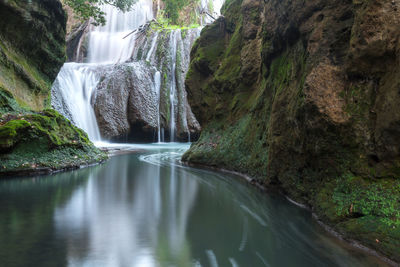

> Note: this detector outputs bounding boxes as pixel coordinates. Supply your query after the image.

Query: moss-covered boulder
[183,0,400,262]
[0,106,107,176]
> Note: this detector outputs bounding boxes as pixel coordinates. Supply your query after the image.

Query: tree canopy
[64,0,138,25]
[65,0,199,26]
[164,0,189,24]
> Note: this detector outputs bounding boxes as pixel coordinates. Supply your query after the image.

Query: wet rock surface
[93,63,159,141]
[0,0,66,111]
[183,0,400,262]
[129,28,202,142]
[71,28,203,142]
[0,0,106,176]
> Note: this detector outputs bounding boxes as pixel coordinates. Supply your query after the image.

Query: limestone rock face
[93,63,159,141]
[89,28,201,142]
[64,4,90,62]
[66,20,90,62]
[183,0,400,262]
[131,28,202,141]
[0,0,66,110]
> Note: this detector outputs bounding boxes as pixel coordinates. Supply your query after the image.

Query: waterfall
[154,71,162,142]
[169,31,178,142]
[88,3,153,64]
[51,63,101,140]
[146,33,159,62]
[52,0,222,143]
[52,0,154,142]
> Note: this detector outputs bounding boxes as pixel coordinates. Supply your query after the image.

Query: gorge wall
[0,0,105,176]
[0,0,66,110]
[183,0,400,262]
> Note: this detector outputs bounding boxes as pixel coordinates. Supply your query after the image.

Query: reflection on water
[0,144,388,266]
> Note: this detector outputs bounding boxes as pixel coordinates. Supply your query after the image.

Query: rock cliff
[183,0,400,262]
[0,0,66,110]
[0,0,106,176]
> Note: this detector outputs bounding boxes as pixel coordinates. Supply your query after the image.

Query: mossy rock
[0,87,25,114]
[0,0,66,111]
[0,109,107,176]
[184,0,400,262]
[0,119,30,152]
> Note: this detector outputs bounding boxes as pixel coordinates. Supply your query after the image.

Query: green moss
[0,0,66,111]
[183,115,270,178]
[0,42,49,111]
[332,174,400,226]
[0,1,106,176]
[337,216,400,261]
[343,85,372,120]
[0,87,25,114]
[181,29,188,39]
[136,47,143,61]
[0,119,30,151]
[312,173,400,261]
[190,22,226,74]
[214,17,243,84]
[0,109,107,176]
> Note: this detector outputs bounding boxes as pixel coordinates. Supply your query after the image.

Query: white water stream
[51,63,101,140]
[169,31,178,142]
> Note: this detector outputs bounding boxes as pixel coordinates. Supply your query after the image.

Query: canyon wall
[0,0,105,176]
[183,0,400,261]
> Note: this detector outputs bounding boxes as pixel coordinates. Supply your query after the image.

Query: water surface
[0,144,387,266]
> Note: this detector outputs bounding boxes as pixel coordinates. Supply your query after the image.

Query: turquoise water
[0,144,387,266]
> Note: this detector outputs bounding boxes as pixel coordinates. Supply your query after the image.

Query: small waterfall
[88,3,153,63]
[52,63,101,141]
[154,71,162,142]
[146,33,159,62]
[169,31,178,142]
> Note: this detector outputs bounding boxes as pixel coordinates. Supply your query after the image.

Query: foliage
[64,0,138,25]
[65,0,202,26]
[162,0,200,25]
[163,0,188,24]
[333,174,400,227]
[150,10,199,31]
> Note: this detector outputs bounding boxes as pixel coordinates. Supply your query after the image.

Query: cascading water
[52,0,224,143]
[146,32,159,62]
[169,31,178,142]
[154,71,162,142]
[88,3,153,63]
[52,0,153,142]
[51,64,101,141]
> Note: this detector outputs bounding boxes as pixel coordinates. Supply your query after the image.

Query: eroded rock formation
[183,0,400,261]
[0,0,106,176]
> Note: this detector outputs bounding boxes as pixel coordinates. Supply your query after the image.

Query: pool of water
[0,143,388,266]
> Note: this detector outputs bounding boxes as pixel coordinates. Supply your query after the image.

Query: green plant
[333,174,400,227]
[163,0,189,24]
[150,10,199,32]
[64,0,138,25]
